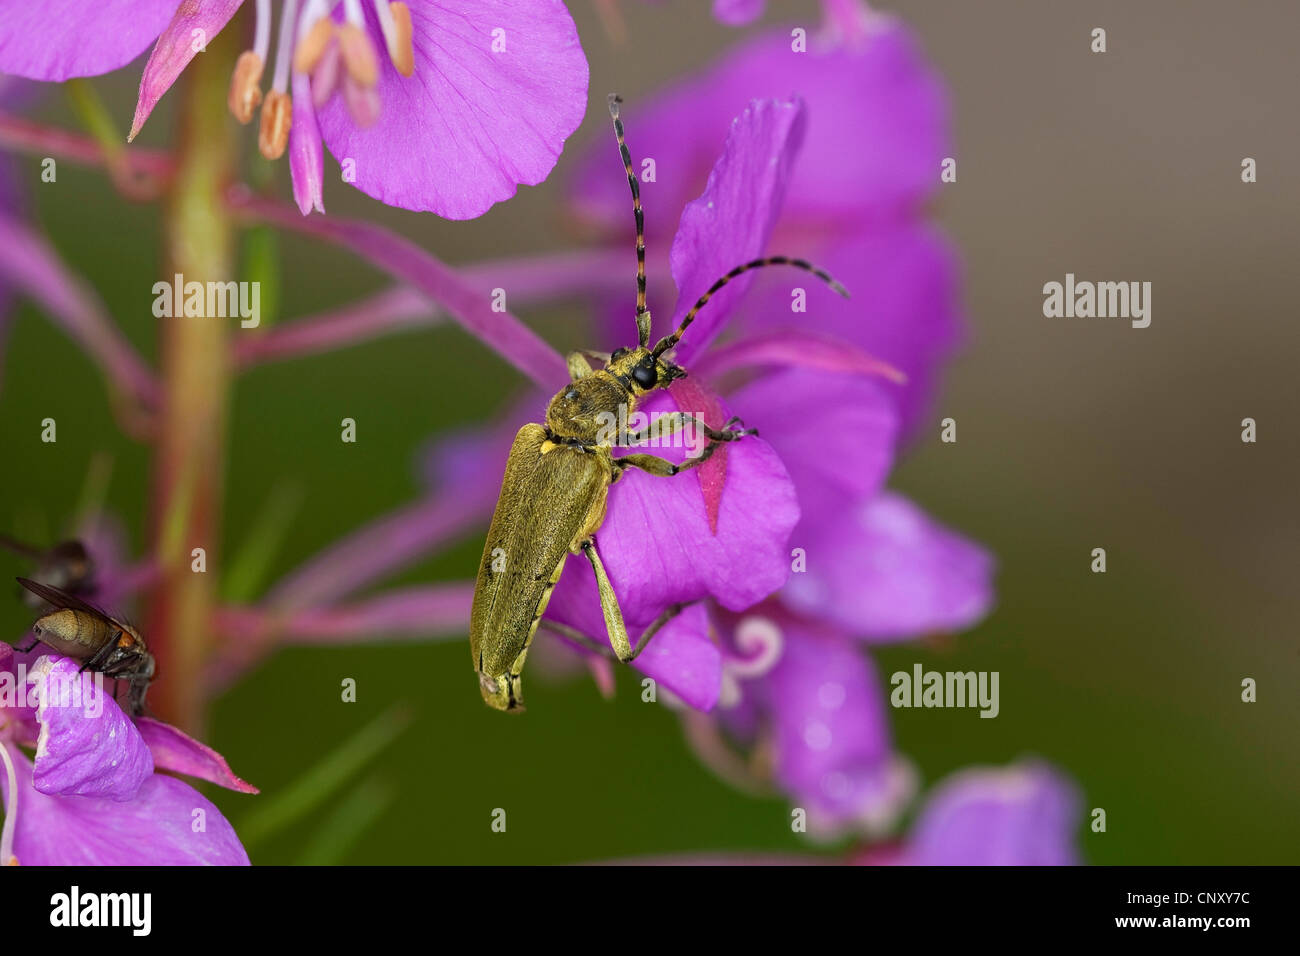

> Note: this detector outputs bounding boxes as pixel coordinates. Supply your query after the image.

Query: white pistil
[372,1,414,77]
[253,0,273,63]
[271,0,302,94]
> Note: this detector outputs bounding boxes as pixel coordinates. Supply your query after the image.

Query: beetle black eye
[610,347,629,362]
[631,361,657,388]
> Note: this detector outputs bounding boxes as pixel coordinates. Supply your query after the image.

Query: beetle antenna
[608,94,651,348]
[652,256,849,357]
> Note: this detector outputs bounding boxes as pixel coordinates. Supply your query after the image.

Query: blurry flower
[597,759,1082,865]
[860,761,1083,865]
[712,611,917,836]
[0,0,589,218]
[0,647,255,865]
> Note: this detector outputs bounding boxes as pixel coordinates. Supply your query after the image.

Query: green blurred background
[1,0,1296,863]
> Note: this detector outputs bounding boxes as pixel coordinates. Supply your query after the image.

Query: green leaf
[66,80,123,162]
[241,225,280,330]
[237,705,412,851]
[220,482,302,602]
[296,776,396,865]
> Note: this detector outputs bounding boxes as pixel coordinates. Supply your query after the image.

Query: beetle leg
[542,601,691,663]
[17,639,40,653]
[567,350,611,380]
[567,351,594,380]
[624,601,690,661]
[580,538,634,661]
[619,412,756,447]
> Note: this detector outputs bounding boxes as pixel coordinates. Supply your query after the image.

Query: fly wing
[470,424,611,677]
[16,577,109,616]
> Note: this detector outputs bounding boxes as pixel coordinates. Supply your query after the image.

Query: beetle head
[605,346,685,395]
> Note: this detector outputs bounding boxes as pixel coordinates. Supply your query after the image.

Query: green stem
[147,30,237,735]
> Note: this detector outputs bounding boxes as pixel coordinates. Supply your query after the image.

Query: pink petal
[0,0,178,81]
[712,0,764,26]
[229,193,569,388]
[692,328,906,385]
[764,625,914,831]
[903,761,1082,865]
[317,0,589,218]
[783,490,995,641]
[0,744,249,865]
[744,223,964,439]
[136,717,259,793]
[31,657,153,801]
[728,367,898,532]
[0,213,159,406]
[290,69,326,215]
[666,98,805,365]
[130,0,245,141]
[570,20,950,237]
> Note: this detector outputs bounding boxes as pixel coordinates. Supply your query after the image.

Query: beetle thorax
[544,374,638,444]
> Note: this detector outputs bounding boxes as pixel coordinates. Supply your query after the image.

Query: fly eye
[632,361,657,388]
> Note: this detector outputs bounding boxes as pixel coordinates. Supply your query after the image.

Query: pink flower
[0,1,589,218]
[0,647,255,866]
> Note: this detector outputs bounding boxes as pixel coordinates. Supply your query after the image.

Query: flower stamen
[228,52,265,124]
[294,15,336,75]
[339,0,380,88]
[373,1,415,77]
[258,0,300,159]
[227,0,272,124]
[259,91,292,159]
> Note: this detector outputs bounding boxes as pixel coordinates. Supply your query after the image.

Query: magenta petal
[230,194,569,388]
[728,367,898,531]
[0,0,178,81]
[666,98,805,365]
[570,20,949,235]
[31,657,153,801]
[0,745,249,865]
[317,0,588,217]
[629,603,722,710]
[765,626,913,830]
[130,0,244,140]
[136,717,258,794]
[905,761,1082,865]
[745,224,964,439]
[290,70,326,215]
[713,0,764,26]
[692,328,906,385]
[0,213,159,406]
[783,491,995,642]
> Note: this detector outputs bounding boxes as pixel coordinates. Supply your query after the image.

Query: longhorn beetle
[469,95,848,711]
